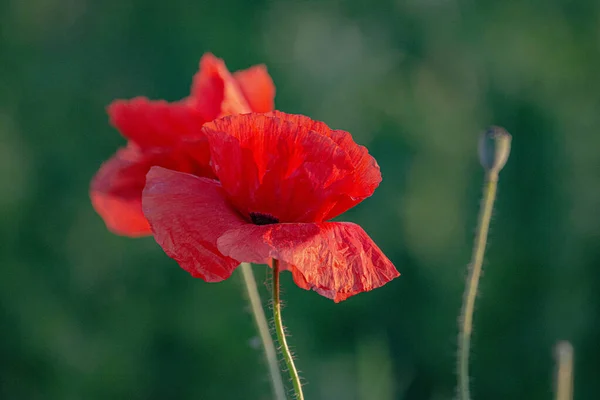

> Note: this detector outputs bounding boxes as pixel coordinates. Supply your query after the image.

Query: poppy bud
[478,126,511,174]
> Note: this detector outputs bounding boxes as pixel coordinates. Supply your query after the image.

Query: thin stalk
[240,262,287,400]
[458,127,511,400]
[555,341,574,400]
[458,170,498,400]
[271,258,304,400]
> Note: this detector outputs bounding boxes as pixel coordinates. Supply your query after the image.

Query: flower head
[90,54,275,236]
[142,111,399,301]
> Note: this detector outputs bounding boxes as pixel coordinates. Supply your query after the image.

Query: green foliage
[1,0,599,398]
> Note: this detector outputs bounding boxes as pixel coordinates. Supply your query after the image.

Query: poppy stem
[271,258,304,400]
[458,127,511,400]
[240,262,287,400]
[554,341,574,400]
[457,171,497,400]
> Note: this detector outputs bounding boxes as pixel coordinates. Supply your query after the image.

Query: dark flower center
[250,212,279,225]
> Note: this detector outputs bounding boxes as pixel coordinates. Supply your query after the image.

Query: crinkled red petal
[107,97,206,150]
[189,53,251,120]
[233,65,275,113]
[142,167,245,282]
[264,111,382,220]
[217,221,399,302]
[90,139,214,237]
[203,113,356,223]
[107,54,275,150]
[202,112,381,223]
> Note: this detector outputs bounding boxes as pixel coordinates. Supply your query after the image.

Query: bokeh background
[2,0,600,399]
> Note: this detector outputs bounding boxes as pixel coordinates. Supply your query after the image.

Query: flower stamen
[250,212,279,225]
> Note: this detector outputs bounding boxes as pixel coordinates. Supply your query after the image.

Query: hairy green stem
[457,126,511,399]
[272,259,304,400]
[458,171,498,400]
[240,262,286,400]
[555,341,574,400]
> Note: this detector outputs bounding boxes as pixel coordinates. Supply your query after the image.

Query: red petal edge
[202,113,357,223]
[217,222,399,302]
[90,146,152,237]
[107,97,206,149]
[203,112,382,223]
[90,137,216,237]
[189,53,251,120]
[264,111,382,220]
[142,167,246,282]
[233,65,275,113]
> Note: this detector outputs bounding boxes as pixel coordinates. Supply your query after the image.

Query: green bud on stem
[478,126,512,174]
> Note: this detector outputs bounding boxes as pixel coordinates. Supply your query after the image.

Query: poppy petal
[217,222,399,302]
[189,53,251,120]
[108,97,206,149]
[91,136,215,237]
[265,111,382,220]
[233,65,275,113]
[142,167,245,282]
[203,113,361,223]
[90,146,152,236]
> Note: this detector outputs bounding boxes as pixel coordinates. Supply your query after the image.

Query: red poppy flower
[90,53,275,236]
[142,111,399,301]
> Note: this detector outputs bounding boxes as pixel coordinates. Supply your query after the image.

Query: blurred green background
[2,0,599,399]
